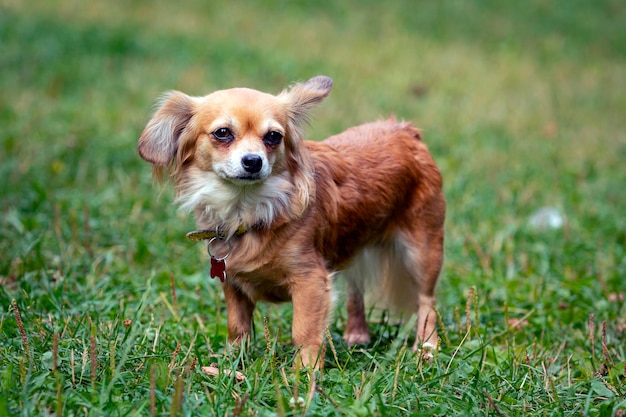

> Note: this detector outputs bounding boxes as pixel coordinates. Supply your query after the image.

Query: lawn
[1,0,625,415]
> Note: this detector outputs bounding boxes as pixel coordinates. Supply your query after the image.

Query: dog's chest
[230,269,291,303]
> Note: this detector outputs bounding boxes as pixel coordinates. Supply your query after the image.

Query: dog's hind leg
[342,248,386,345]
[373,227,443,356]
[400,227,444,354]
[342,275,371,345]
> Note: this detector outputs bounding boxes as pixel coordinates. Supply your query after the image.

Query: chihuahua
[138,76,445,367]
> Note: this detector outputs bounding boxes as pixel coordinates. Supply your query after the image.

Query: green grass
[1,0,625,415]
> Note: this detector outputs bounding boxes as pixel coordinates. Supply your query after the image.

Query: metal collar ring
[207,236,232,261]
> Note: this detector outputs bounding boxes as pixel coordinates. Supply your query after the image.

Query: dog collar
[186,225,247,283]
[185,225,248,241]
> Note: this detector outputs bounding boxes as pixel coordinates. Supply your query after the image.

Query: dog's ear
[278,76,333,129]
[276,77,331,216]
[138,91,195,166]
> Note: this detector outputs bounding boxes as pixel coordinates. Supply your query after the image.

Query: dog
[138,76,445,368]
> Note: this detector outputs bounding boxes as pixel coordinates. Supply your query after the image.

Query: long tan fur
[138,76,445,367]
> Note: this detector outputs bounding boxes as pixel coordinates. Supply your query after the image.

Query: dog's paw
[343,330,371,346]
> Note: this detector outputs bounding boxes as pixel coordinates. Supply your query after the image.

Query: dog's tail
[343,236,425,315]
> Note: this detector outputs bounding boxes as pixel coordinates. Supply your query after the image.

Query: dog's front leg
[290,271,332,369]
[223,282,256,343]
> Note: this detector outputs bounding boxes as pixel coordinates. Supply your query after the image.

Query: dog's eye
[263,131,283,146]
[213,128,234,142]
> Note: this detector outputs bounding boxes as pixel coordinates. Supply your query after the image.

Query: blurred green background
[1,0,625,415]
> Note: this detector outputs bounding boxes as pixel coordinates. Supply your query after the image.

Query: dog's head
[138,76,332,230]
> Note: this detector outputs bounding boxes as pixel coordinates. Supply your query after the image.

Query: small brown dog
[138,76,445,367]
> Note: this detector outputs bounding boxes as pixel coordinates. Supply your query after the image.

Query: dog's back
[304,120,445,350]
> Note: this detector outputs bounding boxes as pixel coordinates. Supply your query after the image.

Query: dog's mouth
[237,175,263,183]
[222,173,266,185]
[213,162,271,185]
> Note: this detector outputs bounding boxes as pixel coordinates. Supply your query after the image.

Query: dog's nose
[241,154,263,174]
